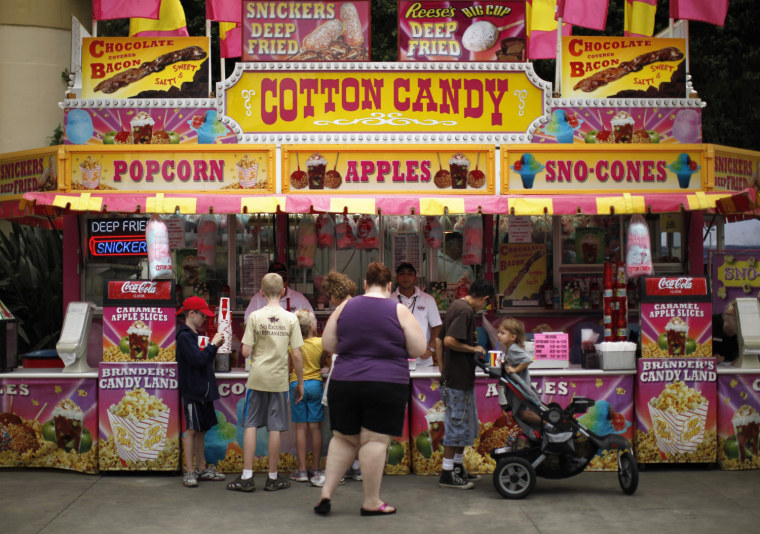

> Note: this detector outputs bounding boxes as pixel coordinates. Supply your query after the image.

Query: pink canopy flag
[526,0,572,60]
[624,0,657,37]
[206,0,242,23]
[130,0,189,37]
[556,0,609,31]
[220,22,242,58]
[93,0,161,21]
[670,0,729,26]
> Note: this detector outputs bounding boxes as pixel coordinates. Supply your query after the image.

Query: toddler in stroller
[478,318,638,499]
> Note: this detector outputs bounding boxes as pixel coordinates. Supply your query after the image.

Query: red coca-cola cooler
[639,277,712,359]
[101,280,177,362]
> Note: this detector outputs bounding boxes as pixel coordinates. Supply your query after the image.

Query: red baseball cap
[177,296,214,317]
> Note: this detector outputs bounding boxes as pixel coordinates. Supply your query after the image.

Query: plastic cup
[677,171,692,189]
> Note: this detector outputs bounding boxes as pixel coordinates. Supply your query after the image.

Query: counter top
[0,368,99,379]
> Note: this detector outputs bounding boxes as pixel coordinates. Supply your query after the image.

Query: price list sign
[533,333,569,362]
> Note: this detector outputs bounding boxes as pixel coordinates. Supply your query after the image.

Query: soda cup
[489,350,504,368]
[198,336,209,349]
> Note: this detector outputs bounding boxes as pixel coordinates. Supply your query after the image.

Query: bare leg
[194,431,207,471]
[320,431,359,501]
[182,429,197,472]
[295,422,307,471]
[358,428,392,511]
[268,430,281,474]
[443,445,464,461]
[308,422,322,471]
[243,426,257,471]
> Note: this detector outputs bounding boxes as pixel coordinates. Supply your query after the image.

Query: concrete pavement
[2,465,759,533]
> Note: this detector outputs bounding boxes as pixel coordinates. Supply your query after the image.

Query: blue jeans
[440,384,479,447]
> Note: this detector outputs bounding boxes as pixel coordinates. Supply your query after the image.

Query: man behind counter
[391,262,442,368]
[245,262,314,322]
[713,302,739,364]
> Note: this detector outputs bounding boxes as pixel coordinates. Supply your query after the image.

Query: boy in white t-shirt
[228,273,304,493]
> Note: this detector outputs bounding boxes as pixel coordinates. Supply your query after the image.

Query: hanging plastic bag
[461,216,483,265]
[400,216,419,232]
[423,216,443,249]
[297,215,318,268]
[626,214,653,278]
[315,213,335,248]
[336,215,357,250]
[356,215,379,250]
[196,214,218,268]
[145,214,173,279]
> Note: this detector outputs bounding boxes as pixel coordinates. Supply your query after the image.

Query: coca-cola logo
[120,281,158,294]
[657,278,693,290]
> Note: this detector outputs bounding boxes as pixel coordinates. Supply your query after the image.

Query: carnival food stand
[2,2,760,475]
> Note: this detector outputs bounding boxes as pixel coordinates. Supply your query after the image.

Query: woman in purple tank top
[313,262,425,517]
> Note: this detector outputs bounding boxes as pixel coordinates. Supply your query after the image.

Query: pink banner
[0,377,98,473]
[63,107,237,146]
[636,358,717,463]
[411,374,634,474]
[533,106,702,145]
[398,1,526,62]
[98,362,180,471]
[717,372,760,470]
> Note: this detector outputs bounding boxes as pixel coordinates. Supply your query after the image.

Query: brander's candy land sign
[221,63,549,142]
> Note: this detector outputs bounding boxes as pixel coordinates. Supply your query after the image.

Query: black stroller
[475,355,639,499]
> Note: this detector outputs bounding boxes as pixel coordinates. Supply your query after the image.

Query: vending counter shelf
[409,365,636,475]
[716,367,760,470]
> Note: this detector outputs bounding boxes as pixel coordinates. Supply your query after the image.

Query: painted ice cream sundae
[664,316,688,356]
[188,110,227,144]
[511,153,545,189]
[449,153,470,189]
[611,111,635,143]
[306,153,327,190]
[130,112,155,145]
[668,153,700,189]
[732,405,760,460]
[126,320,152,360]
[544,109,582,143]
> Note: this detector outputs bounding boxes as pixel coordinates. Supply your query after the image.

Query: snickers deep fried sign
[82,37,210,99]
[398,1,525,61]
[242,1,371,61]
[221,63,548,140]
[561,37,687,99]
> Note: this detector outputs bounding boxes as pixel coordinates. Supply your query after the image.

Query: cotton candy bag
[461,216,483,265]
[626,214,653,277]
[297,215,317,268]
[356,215,379,250]
[315,213,335,248]
[145,214,173,279]
[336,215,357,249]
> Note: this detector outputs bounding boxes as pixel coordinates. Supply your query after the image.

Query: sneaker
[197,465,226,481]
[345,466,363,481]
[183,470,198,488]
[308,470,325,487]
[289,470,309,482]
[454,463,481,481]
[264,475,291,491]
[227,474,255,492]
[438,469,474,490]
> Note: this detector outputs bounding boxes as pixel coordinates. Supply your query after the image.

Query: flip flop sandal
[314,498,331,516]
[360,502,396,516]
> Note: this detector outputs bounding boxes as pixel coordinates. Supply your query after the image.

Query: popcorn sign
[635,358,716,463]
[98,362,180,471]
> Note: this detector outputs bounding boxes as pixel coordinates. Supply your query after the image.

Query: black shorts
[183,400,218,432]
[327,380,409,437]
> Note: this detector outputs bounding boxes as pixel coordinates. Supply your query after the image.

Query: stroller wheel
[618,451,639,495]
[493,457,536,500]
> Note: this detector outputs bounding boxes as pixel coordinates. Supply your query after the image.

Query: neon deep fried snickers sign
[219,63,550,143]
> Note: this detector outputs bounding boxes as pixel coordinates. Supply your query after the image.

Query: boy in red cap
[176,296,226,488]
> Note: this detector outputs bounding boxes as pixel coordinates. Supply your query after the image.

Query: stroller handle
[473,354,540,406]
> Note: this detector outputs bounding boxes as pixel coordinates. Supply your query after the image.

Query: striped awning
[21,191,735,216]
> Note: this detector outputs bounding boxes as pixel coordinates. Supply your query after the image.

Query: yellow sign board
[82,37,210,99]
[222,64,549,140]
[0,147,61,201]
[707,145,760,192]
[65,146,275,194]
[282,144,494,194]
[502,145,704,194]
[561,37,687,99]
